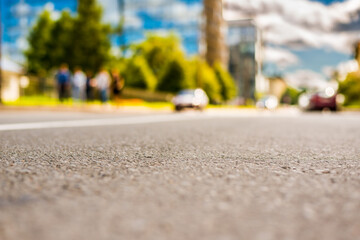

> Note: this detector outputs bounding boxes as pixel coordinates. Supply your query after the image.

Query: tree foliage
[25,0,111,74]
[71,0,111,71]
[132,34,181,78]
[157,52,194,93]
[124,56,157,91]
[339,72,360,105]
[280,86,303,105]
[192,59,222,103]
[213,62,237,101]
[25,10,53,74]
[47,11,74,68]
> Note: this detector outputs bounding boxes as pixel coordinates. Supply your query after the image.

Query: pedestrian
[55,64,71,102]
[72,67,86,101]
[95,67,111,103]
[111,68,125,106]
[85,70,95,102]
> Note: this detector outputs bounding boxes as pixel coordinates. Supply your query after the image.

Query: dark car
[299,87,337,111]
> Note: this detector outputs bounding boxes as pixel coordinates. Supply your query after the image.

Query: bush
[281,86,303,105]
[191,58,222,103]
[339,71,360,105]
[124,56,157,91]
[157,52,194,93]
[132,34,180,79]
[213,62,237,102]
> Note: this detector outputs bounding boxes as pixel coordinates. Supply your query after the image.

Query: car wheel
[175,106,182,111]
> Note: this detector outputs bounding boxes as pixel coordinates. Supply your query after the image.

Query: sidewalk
[0,97,175,114]
[0,103,173,114]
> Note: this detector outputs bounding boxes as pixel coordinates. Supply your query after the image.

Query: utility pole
[203,0,227,67]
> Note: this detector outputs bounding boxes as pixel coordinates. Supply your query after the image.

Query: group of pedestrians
[55,64,124,104]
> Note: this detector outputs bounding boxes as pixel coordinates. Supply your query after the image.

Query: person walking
[72,67,86,101]
[85,70,96,101]
[111,68,125,106]
[95,67,111,103]
[55,64,71,102]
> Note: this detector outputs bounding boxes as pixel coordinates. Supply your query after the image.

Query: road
[0,110,360,240]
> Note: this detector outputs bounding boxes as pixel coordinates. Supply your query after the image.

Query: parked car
[298,87,337,111]
[256,95,279,110]
[172,89,209,111]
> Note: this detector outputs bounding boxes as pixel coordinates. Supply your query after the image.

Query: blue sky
[313,0,344,4]
[2,0,359,88]
[301,0,350,75]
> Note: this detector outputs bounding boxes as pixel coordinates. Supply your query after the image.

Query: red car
[299,88,337,111]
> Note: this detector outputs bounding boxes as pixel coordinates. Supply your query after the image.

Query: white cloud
[264,46,299,68]
[146,2,202,25]
[285,69,328,89]
[44,2,54,12]
[335,60,359,81]
[16,37,28,51]
[100,0,121,24]
[124,11,143,29]
[43,2,61,21]
[124,0,169,10]
[100,0,144,28]
[322,66,335,78]
[223,0,360,54]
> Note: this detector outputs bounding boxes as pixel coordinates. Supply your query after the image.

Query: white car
[256,95,279,110]
[172,89,209,111]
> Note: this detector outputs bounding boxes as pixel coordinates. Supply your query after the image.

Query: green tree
[132,34,181,78]
[192,58,221,103]
[47,11,74,68]
[280,86,303,105]
[25,10,53,74]
[70,0,111,71]
[158,52,194,93]
[213,62,237,101]
[124,56,157,90]
[339,71,360,105]
[26,0,112,73]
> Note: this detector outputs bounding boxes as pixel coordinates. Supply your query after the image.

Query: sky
[2,0,360,89]
[223,0,360,88]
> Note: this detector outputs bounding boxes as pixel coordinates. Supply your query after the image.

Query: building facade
[226,20,263,103]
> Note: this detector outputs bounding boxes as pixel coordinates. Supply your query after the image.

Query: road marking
[0,114,214,132]
[0,109,303,132]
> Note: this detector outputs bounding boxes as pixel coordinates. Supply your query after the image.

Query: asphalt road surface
[1,110,360,240]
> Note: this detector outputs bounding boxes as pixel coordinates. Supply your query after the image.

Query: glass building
[227,20,262,103]
[1,0,203,62]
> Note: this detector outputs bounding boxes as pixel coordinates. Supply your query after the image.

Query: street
[0,110,360,240]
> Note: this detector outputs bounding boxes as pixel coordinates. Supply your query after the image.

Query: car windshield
[178,90,196,95]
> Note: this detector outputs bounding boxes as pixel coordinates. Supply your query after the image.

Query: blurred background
[0,0,359,110]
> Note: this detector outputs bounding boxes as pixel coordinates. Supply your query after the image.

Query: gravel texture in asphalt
[0,111,360,240]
